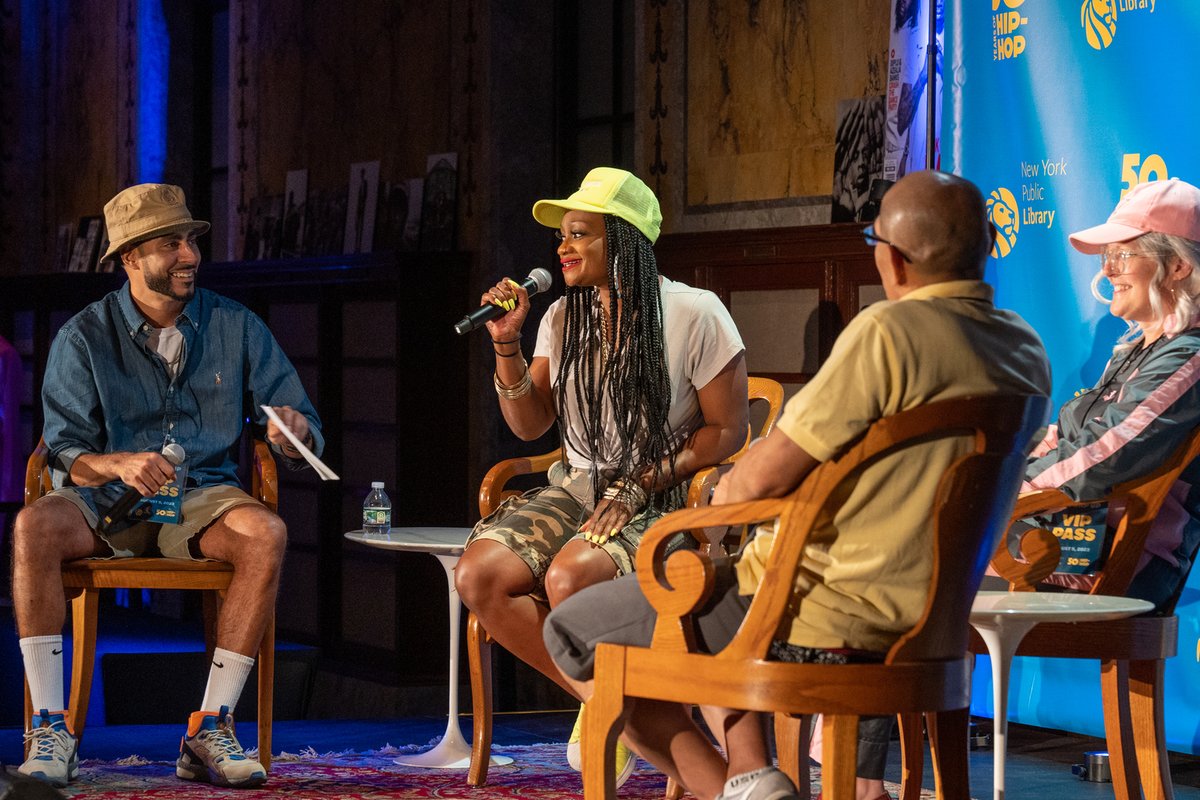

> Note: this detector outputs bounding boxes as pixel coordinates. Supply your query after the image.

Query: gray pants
[543,564,892,779]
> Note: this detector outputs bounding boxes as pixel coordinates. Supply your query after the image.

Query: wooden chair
[21,437,279,771]
[582,394,1047,800]
[466,376,786,786]
[897,422,1200,800]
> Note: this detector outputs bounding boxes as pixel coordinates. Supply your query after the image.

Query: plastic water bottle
[363,481,391,535]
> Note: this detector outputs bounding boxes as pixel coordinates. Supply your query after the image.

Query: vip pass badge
[1043,505,1109,574]
[130,463,188,524]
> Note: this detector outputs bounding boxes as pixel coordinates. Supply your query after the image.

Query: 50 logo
[1120,153,1170,199]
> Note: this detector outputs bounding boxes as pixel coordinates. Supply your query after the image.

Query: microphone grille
[162,443,187,466]
[529,268,553,294]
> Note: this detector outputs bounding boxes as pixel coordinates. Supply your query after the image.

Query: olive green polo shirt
[734,279,1051,652]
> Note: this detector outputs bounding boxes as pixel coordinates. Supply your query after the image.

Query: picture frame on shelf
[282,169,308,258]
[243,194,283,260]
[66,216,103,273]
[374,177,423,253]
[305,188,348,257]
[94,231,112,272]
[420,153,457,252]
[54,223,74,272]
[831,95,886,223]
[344,160,380,255]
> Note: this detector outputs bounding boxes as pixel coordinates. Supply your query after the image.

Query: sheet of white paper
[260,405,339,480]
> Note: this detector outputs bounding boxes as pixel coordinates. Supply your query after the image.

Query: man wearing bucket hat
[1004,178,1200,607]
[454,167,749,786]
[12,183,323,789]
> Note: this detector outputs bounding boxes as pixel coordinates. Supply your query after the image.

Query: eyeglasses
[1100,249,1148,275]
[862,224,912,262]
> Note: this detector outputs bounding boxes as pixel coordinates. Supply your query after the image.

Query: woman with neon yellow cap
[454,167,748,783]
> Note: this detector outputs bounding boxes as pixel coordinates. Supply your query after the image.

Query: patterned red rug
[55,743,931,798]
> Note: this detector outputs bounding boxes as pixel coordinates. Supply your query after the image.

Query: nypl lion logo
[987,187,1020,258]
[1081,0,1117,50]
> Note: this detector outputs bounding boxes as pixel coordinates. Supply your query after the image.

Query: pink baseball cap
[1069,178,1200,254]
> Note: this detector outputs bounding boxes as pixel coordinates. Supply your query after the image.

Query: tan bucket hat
[101,183,210,262]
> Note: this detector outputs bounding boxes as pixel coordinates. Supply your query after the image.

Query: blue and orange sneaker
[175,705,266,788]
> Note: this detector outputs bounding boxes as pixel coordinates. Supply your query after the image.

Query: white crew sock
[199,647,256,713]
[20,635,65,714]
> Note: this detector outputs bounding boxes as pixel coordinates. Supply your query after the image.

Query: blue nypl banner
[944,0,1200,752]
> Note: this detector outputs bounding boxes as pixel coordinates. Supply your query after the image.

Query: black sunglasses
[862,224,913,263]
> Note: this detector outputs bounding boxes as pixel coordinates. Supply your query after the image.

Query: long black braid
[555,215,676,507]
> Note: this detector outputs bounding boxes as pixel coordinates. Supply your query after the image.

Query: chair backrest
[722,394,1047,665]
[994,422,1200,612]
[731,376,786,459]
[1085,424,1200,605]
[26,437,278,510]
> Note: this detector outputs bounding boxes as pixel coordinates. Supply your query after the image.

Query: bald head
[876,170,993,281]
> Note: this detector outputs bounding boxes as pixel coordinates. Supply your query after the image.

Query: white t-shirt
[534,276,744,471]
[147,325,184,380]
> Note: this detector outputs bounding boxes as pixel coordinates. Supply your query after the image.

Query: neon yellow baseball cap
[532,167,662,244]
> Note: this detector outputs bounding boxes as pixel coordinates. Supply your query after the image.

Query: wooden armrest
[24,438,51,506]
[478,448,563,517]
[685,464,745,553]
[253,440,279,512]
[993,489,1107,591]
[686,465,720,510]
[634,497,787,652]
[990,525,1060,591]
[1009,488,1074,518]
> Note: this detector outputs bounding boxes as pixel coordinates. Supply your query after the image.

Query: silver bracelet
[603,477,649,512]
[494,359,532,400]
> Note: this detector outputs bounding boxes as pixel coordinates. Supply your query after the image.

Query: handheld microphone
[453,268,553,335]
[97,443,186,534]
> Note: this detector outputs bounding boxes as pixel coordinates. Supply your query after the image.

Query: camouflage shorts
[467,460,686,598]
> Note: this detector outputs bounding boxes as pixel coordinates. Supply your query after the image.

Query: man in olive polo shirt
[543,170,1052,800]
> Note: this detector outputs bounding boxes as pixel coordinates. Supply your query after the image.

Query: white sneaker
[19,709,79,788]
[717,766,800,800]
[175,706,267,788]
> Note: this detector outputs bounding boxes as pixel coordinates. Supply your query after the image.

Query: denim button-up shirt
[42,283,323,492]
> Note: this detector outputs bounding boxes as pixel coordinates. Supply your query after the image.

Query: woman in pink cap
[1016,178,1200,606]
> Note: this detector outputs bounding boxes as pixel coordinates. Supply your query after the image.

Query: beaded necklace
[594,290,612,364]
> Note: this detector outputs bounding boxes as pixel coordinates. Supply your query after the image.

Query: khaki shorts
[49,484,263,560]
[467,460,686,600]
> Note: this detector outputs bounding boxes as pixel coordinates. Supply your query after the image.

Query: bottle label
[363,507,391,527]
